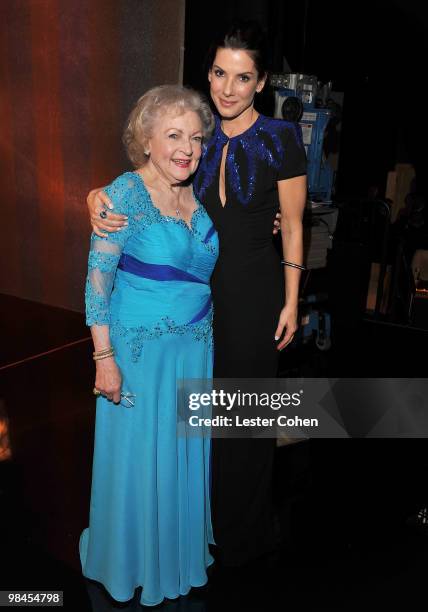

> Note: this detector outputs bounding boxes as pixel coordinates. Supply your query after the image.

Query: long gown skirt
[79,321,214,607]
[209,272,281,566]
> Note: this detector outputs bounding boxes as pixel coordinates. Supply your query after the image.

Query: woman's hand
[88,187,128,238]
[273,211,281,235]
[274,303,298,350]
[94,358,122,403]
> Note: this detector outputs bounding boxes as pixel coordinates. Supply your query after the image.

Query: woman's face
[208,48,266,120]
[146,109,203,184]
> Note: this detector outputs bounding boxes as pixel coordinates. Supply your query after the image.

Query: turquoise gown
[79,171,218,606]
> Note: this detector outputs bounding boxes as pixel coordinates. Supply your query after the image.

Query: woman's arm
[91,324,122,403]
[86,240,124,402]
[86,237,124,401]
[89,186,281,236]
[85,175,134,398]
[88,187,129,238]
[274,174,307,350]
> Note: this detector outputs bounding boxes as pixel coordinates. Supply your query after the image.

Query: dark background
[1,5,428,607]
[184,0,428,200]
[1,0,426,314]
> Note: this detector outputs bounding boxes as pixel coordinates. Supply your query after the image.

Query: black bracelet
[281,260,307,271]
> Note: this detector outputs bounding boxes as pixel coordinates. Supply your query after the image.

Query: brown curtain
[0,0,185,311]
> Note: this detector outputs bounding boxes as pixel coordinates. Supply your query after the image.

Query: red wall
[0,0,185,311]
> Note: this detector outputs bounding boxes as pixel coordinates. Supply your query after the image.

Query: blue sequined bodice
[192,114,306,278]
[194,114,305,208]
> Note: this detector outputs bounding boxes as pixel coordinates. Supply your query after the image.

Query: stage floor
[1,293,428,611]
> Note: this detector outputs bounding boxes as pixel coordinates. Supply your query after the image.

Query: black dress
[193,114,307,566]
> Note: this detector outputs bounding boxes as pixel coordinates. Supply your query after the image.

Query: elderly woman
[79,85,218,606]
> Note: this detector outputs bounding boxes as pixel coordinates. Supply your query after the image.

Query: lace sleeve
[85,174,134,326]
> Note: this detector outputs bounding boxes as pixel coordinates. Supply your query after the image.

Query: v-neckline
[216,114,263,209]
[132,171,199,231]
[218,141,229,209]
[218,113,263,141]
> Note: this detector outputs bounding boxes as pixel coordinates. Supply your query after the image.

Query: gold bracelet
[93,350,115,361]
[93,347,113,357]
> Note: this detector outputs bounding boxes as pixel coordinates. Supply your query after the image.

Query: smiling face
[146,109,203,184]
[208,47,266,120]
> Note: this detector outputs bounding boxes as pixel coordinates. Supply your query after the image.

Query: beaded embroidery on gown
[79,171,218,606]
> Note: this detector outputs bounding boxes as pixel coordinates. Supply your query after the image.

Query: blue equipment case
[275,86,334,202]
[272,74,342,354]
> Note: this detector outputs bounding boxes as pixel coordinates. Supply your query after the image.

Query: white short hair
[123,85,214,168]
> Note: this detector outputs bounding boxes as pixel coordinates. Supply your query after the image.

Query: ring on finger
[100,210,108,219]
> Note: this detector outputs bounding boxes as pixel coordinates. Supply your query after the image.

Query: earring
[144,150,150,156]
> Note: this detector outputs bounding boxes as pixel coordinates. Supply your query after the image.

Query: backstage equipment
[271,73,337,203]
[271,73,342,354]
[328,199,394,326]
[298,205,339,351]
[388,239,428,329]
[304,205,338,269]
[410,250,428,329]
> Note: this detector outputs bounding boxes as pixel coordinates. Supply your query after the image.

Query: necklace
[138,170,185,219]
[172,194,181,218]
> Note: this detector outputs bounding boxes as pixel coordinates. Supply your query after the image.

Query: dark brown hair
[206,20,269,80]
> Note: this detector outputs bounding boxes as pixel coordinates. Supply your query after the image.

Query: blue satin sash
[118,253,207,285]
[117,253,212,325]
[203,224,216,244]
[188,295,212,324]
